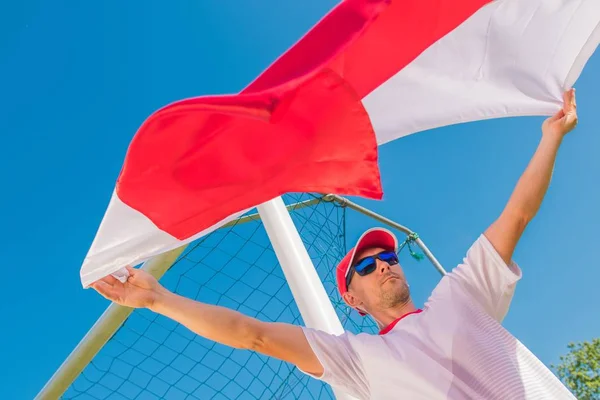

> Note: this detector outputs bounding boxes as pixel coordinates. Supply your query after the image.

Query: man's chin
[380,281,410,306]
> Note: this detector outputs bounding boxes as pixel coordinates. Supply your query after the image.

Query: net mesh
[62,193,383,400]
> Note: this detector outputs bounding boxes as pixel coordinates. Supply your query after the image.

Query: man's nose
[378,260,390,274]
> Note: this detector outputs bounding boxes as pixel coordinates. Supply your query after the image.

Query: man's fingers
[563,88,576,113]
[125,266,142,283]
[91,281,120,300]
[547,109,564,123]
[565,89,578,124]
[563,88,572,107]
[566,109,579,127]
[101,274,120,286]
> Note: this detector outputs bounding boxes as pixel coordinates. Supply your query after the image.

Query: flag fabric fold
[364,0,600,144]
[81,0,600,288]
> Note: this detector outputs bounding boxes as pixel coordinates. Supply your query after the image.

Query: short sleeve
[436,234,522,322]
[299,327,369,399]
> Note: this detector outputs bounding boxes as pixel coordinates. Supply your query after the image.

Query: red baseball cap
[336,227,398,315]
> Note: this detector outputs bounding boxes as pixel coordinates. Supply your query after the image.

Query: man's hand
[484,89,578,265]
[91,266,166,309]
[542,88,578,140]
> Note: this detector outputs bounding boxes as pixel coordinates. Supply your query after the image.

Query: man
[92,89,579,399]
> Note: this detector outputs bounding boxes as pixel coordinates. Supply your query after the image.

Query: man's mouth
[381,275,398,285]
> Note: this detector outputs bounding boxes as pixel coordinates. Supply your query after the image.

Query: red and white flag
[81,0,600,287]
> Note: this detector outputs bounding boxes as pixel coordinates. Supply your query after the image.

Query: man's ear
[342,291,362,310]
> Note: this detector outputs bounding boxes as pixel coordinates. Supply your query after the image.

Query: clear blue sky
[1,1,598,399]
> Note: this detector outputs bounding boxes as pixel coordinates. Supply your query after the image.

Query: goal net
[44,193,440,400]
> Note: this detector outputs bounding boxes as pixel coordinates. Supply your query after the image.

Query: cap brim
[348,227,398,272]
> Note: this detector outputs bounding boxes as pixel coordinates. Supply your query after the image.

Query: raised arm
[91,266,324,376]
[485,89,578,264]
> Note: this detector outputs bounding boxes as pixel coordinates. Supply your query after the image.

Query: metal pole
[414,237,446,276]
[35,246,187,400]
[322,194,447,275]
[256,197,359,400]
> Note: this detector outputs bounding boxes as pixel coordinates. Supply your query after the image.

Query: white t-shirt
[301,234,575,399]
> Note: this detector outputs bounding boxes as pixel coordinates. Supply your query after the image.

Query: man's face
[343,246,411,315]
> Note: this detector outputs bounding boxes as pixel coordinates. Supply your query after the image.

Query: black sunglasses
[345,250,399,289]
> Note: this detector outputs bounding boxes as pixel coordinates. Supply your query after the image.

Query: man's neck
[373,300,418,331]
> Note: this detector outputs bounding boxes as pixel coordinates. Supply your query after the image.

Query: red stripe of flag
[116,0,491,240]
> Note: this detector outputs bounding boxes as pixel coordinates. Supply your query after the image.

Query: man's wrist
[541,131,565,148]
[148,286,173,313]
